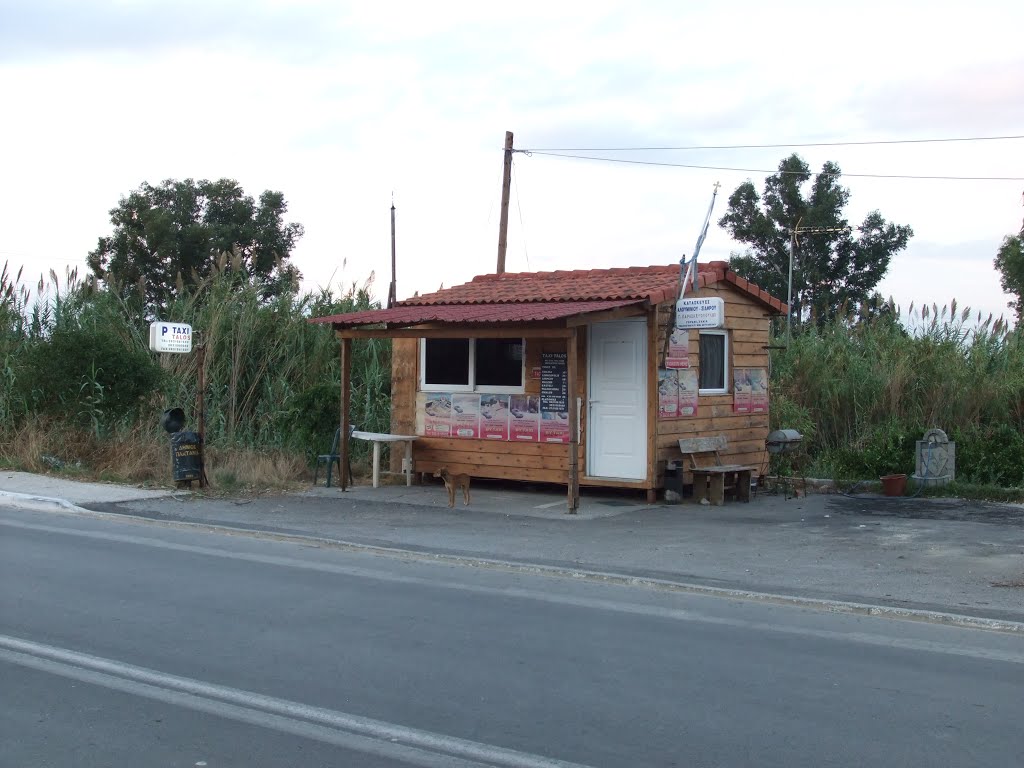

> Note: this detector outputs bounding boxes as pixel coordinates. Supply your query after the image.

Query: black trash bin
[161,407,186,434]
[170,431,203,483]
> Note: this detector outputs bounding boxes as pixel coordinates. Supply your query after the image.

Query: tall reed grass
[0,259,390,487]
[772,302,1024,484]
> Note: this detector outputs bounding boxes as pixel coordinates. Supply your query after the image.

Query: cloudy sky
[2,0,1022,323]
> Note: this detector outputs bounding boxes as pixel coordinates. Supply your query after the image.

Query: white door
[587,319,648,480]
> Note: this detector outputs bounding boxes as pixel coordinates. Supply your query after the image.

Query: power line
[521,134,1024,152]
[515,150,1024,181]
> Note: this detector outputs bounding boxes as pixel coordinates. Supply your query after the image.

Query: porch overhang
[311,299,649,339]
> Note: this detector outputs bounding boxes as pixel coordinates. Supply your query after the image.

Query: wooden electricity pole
[388,198,397,309]
[496,131,514,274]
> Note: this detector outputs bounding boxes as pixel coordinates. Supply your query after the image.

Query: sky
[2,0,1022,325]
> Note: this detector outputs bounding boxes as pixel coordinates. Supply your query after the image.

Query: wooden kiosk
[312,261,786,512]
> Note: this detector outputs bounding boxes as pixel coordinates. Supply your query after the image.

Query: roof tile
[310,299,643,328]
[311,263,787,326]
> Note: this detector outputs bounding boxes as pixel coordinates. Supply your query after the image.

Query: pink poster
[452,394,481,439]
[540,410,569,443]
[733,368,752,414]
[678,369,698,417]
[665,328,690,369]
[658,369,679,418]
[480,395,510,440]
[749,368,769,413]
[423,394,453,436]
[509,395,540,441]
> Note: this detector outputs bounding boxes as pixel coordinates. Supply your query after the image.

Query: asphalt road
[2,506,1023,768]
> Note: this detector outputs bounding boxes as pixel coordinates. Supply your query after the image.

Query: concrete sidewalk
[3,471,1023,627]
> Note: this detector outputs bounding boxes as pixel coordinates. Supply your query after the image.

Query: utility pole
[786,222,851,344]
[496,130,514,274]
[388,196,397,309]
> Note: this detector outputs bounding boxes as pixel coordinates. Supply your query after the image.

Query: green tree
[87,179,304,316]
[718,154,913,327]
[994,234,1024,325]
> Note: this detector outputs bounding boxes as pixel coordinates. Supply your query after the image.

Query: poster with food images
[509,394,540,441]
[665,328,690,369]
[749,368,769,413]
[423,393,453,436]
[479,395,510,440]
[658,369,679,418]
[733,368,752,414]
[451,394,481,438]
[539,409,569,443]
[677,369,699,416]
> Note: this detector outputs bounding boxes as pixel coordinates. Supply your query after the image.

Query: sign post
[150,322,207,488]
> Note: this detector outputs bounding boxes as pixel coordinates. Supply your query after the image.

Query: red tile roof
[401,264,683,306]
[311,261,786,327]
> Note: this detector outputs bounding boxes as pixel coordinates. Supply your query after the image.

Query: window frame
[697,329,729,395]
[419,337,526,394]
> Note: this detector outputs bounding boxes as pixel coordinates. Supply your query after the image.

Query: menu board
[540,352,568,412]
[539,352,569,443]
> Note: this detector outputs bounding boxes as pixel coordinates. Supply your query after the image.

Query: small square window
[420,338,525,392]
[423,338,470,387]
[475,339,523,387]
[698,331,728,394]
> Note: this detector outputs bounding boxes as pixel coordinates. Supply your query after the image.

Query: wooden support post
[339,337,352,491]
[567,327,580,513]
[496,130,513,274]
[196,336,208,489]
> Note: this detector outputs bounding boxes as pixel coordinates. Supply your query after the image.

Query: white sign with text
[675,297,725,329]
[149,322,193,354]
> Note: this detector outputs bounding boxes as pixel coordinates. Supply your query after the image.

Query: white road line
[0,634,595,768]
[5,517,1024,663]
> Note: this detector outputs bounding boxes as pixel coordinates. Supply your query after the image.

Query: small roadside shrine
[311,261,786,511]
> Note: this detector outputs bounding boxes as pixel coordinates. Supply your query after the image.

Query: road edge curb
[9,495,1024,635]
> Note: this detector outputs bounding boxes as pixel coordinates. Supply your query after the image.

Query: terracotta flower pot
[879,473,907,497]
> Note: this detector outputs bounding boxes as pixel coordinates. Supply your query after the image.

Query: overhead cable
[515,150,1024,181]
[520,134,1024,152]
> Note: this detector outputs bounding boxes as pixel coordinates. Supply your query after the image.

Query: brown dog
[433,467,471,508]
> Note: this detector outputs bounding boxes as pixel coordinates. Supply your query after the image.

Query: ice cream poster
[480,395,510,440]
[658,369,679,419]
[423,394,453,436]
[509,394,540,441]
[749,368,769,413]
[665,328,690,369]
[539,409,569,443]
[733,369,752,414]
[677,369,698,417]
[451,394,481,438]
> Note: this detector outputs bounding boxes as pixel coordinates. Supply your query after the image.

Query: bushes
[774,303,1024,485]
[0,261,391,484]
[950,425,1024,487]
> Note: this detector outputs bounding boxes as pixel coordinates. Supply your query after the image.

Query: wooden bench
[678,436,755,505]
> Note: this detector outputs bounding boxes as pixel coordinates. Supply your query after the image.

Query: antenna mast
[662,183,720,361]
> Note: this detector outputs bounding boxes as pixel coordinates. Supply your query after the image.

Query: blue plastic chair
[314,425,355,487]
